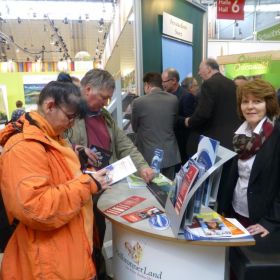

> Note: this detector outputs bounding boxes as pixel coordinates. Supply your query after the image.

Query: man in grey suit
[131,72,181,180]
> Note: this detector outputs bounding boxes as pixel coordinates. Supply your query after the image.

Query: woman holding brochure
[0,81,108,279]
[219,79,280,237]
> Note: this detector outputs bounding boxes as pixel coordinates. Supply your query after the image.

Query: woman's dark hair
[57,72,73,83]
[38,81,83,117]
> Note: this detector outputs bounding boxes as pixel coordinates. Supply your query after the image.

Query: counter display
[98,180,255,280]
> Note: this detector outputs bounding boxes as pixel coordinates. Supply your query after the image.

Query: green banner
[257,23,280,41]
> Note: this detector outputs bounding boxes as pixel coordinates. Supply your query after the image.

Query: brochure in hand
[85,155,137,185]
[90,145,112,169]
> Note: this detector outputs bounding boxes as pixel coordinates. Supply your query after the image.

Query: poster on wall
[23,75,57,112]
[0,85,9,126]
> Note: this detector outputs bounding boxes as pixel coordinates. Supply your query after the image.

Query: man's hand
[184,117,190,127]
[139,167,155,183]
[84,147,99,165]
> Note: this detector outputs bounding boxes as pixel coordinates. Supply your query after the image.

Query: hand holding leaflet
[84,156,137,185]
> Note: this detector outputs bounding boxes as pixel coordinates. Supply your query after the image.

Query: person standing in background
[184,58,240,155]
[10,100,25,122]
[233,75,248,87]
[161,68,187,100]
[131,72,180,180]
[68,69,154,280]
[179,77,200,162]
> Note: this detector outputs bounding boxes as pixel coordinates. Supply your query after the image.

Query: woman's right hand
[90,169,112,192]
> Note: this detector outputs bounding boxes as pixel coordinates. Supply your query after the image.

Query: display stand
[165,145,236,236]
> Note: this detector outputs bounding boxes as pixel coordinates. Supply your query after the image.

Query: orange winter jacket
[0,112,98,280]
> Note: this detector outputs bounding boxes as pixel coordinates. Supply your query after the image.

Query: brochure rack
[165,145,236,237]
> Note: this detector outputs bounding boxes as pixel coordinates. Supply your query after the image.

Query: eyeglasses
[162,78,173,83]
[57,104,79,121]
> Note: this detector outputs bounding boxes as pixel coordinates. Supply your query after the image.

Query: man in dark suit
[185,58,240,154]
[161,68,187,100]
[131,72,180,180]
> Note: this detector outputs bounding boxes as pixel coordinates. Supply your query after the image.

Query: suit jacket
[131,88,180,168]
[188,72,240,155]
[218,121,280,233]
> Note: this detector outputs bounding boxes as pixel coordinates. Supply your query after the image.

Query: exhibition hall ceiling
[0,0,119,63]
[0,0,279,65]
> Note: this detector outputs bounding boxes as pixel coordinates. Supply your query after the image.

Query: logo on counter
[125,241,143,264]
[115,242,163,279]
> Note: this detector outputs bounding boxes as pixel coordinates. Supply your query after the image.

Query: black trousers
[92,193,108,280]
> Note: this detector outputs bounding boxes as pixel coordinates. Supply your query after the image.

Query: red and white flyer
[121,206,164,223]
[103,195,146,216]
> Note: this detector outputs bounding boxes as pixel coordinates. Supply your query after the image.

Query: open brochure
[184,213,251,241]
[85,155,137,185]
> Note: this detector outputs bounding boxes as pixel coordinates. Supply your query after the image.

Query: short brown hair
[236,78,279,120]
[16,100,23,108]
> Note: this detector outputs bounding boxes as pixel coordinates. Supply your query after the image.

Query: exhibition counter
[98,180,255,280]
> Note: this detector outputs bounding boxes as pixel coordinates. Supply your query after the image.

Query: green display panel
[141,0,204,79]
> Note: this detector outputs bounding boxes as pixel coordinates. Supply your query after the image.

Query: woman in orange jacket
[0,81,108,280]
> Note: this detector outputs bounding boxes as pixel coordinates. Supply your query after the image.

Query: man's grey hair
[163,67,180,82]
[181,77,195,91]
[205,58,220,71]
[81,69,115,91]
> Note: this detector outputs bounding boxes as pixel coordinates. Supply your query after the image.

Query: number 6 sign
[217,0,245,20]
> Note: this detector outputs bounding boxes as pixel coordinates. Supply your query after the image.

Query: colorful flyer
[103,195,146,216]
[121,206,164,223]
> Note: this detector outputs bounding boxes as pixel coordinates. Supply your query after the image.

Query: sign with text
[217,0,245,20]
[257,23,280,41]
[162,12,193,43]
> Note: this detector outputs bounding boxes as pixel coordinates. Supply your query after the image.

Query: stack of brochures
[172,135,220,218]
[184,211,252,241]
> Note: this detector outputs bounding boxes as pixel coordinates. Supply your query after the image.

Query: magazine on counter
[104,195,146,216]
[121,206,164,223]
[127,174,147,189]
[196,212,231,237]
[184,215,251,241]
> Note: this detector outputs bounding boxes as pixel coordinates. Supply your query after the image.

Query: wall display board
[162,37,193,81]
[23,75,57,112]
[162,12,193,81]
[218,50,280,90]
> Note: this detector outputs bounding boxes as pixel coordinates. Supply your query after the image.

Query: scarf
[233,118,274,160]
